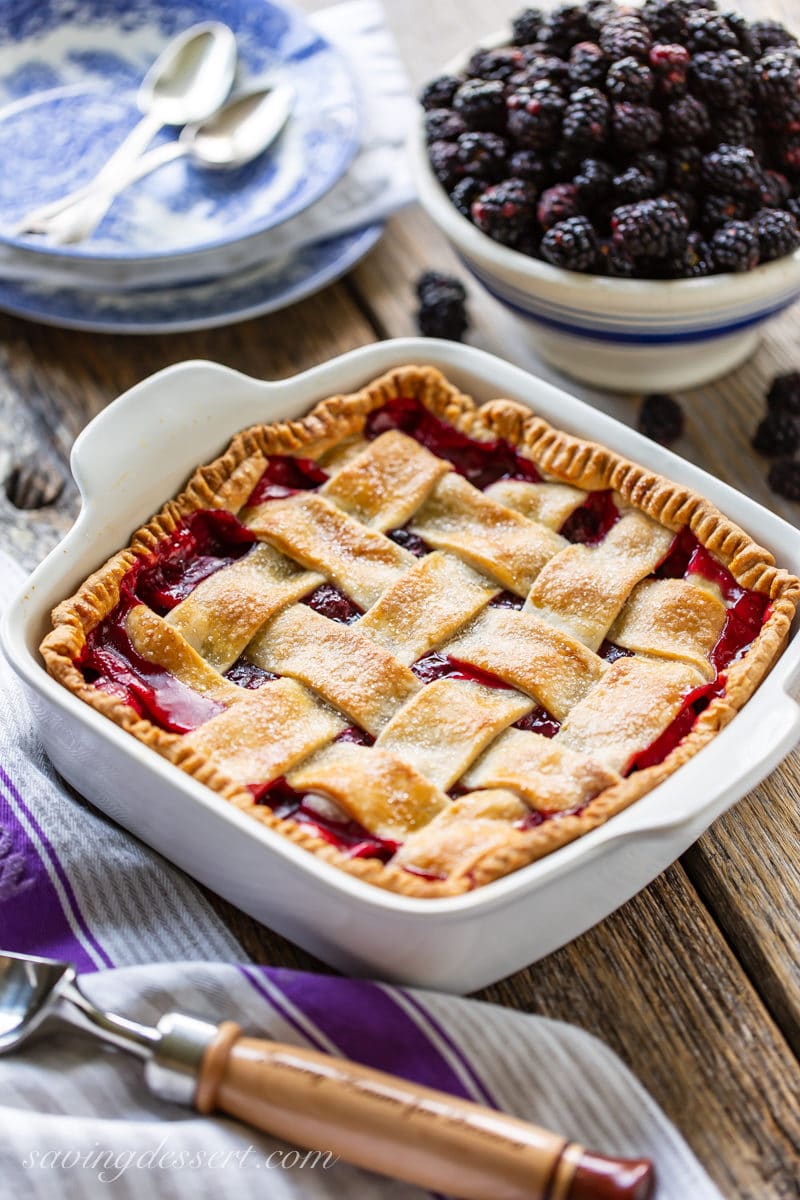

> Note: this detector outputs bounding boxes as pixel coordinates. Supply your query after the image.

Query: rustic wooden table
[2,1,799,1195]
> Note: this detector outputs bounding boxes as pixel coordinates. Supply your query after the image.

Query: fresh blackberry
[420,75,462,111]
[767,459,800,501]
[416,271,467,303]
[562,86,610,150]
[537,5,591,56]
[710,219,760,271]
[700,193,753,233]
[507,81,565,149]
[450,176,482,219]
[664,95,710,143]
[416,284,469,341]
[754,49,800,113]
[549,145,581,181]
[723,11,760,62]
[511,7,545,46]
[752,207,800,261]
[750,21,797,54]
[540,215,598,270]
[649,42,690,96]
[424,108,466,144]
[453,79,507,133]
[472,178,537,247]
[702,144,760,198]
[668,144,703,190]
[569,42,609,89]
[599,15,653,62]
[611,101,662,151]
[456,131,509,181]
[679,229,713,274]
[517,52,570,87]
[690,49,753,108]
[509,149,550,187]
[788,196,800,225]
[597,237,637,276]
[573,157,614,203]
[773,134,800,178]
[606,56,654,102]
[711,106,758,150]
[612,197,689,257]
[641,0,690,43]
[467,48,526,82]
[768,372,800,417]
[612,163,659,201]
[429,140,463,189]
[685,9,737,53]
[537,182,580,230]
[639,394,685,444]
[663,188,698,225]
[753,411,799,455]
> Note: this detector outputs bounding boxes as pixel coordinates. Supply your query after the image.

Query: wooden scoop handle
[195,1022,654,1200]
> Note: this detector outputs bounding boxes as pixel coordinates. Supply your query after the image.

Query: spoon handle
[27,141,188,245]
[15,111,164,233]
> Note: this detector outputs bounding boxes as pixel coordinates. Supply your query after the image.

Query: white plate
[3,340,799,992]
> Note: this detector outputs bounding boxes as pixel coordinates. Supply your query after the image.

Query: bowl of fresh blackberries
[411,1,800,391]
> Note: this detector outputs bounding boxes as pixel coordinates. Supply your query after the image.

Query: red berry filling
[246,455,328,505]
[249,777,398,862]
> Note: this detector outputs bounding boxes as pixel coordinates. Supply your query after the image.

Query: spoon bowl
[186,85,294,169]
[0,951,73,1053]
[140,21,238,127]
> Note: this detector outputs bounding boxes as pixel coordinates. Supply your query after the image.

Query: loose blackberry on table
[420,1,800,278]
[768,371,800,417]
[768,459,800,501]
[414,272,470,341]
[638,394,685,445]
[753,411,799,457]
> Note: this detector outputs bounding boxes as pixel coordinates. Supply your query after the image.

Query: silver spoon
[34,85,293,245]
[15,22,237,235]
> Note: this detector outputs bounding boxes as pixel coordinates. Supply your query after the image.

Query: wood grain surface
[1,1,799,1197]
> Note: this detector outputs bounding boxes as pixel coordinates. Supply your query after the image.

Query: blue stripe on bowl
[464,263,800,345]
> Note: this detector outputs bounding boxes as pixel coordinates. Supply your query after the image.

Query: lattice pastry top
[42,366,800,897]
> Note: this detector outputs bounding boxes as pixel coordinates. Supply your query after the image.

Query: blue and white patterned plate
[0,222,383,332]
[0,0,361,262]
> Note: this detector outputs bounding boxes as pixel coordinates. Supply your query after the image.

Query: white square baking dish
[3,338,800,994]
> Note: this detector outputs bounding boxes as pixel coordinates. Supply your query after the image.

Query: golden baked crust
[41,365,800,897]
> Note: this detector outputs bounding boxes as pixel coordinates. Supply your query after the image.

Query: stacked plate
[0,0,382,333]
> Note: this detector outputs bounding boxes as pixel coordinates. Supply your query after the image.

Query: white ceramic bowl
[3,339,800,993]
[410,118,800,393]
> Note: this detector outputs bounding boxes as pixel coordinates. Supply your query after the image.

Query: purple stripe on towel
[238,965,331,1053]
[397,987,496,1107]
[261,967,475,1099]
[0,765,112,970]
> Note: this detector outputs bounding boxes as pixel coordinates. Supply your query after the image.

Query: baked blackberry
[574,156,614,202]
[639,394,684,444]
[537,182,580,230]
[420,75,462,111]
[429,140,463,189]
[700,193,753,233]
[599,14,652,61]
[453,79,507,133]
[456,131,509,181]
[612,197,688,257]
[540,215,598,269]
[562,86,610,149]
[416,271,467,303]
[511,7,545,46]
[507,81,566,149]
[768,372,800,417]
[690,49,753,108]
[649,42,690,96]
[537,4,592,56]
[751,21,798,54]
[509,149,550,187]
[424,109,467,144]
[702,144,761,198]
[753,411,799,456]
[467,48,525,82]
[767,459,800,501]
[754,49,800,113]
[752,207,800,261]
[569,41,609,88]
[611,101,662,150]
[685,9,738,53]
[664,95,710,143]
[472,178,537,247]
[710,219,760,271]
[606,56,654,102]
[668,143,703,189]
[450,176,482,219]
[597,237,637,276]
[416,282,469,341]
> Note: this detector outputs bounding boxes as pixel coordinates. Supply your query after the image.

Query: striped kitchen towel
[0,551,722,1199]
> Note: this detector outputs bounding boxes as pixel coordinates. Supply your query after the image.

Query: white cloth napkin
[0,552,723,1200]
[0,0,415,292]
